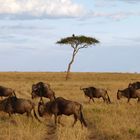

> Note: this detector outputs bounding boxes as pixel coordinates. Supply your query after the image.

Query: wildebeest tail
[80,105,87,127]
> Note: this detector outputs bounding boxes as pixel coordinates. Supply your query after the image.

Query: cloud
[88,11,138,21]
[97,0,140,4]
[114,36,140,44]
[0,25,54,30]
[0,0,84,19]
[117,0,140,3]
[0,0,139,20]
[91,0,140,20]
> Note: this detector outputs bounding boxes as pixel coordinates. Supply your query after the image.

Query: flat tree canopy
[57,35,99,49]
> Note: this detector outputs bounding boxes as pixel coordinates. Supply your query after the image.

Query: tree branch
[75,44,89,54]
[71,44,75,49]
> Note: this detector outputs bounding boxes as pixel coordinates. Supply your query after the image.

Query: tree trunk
[66,51,76,80]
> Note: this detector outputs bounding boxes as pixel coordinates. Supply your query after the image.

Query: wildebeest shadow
[45,121,58,140]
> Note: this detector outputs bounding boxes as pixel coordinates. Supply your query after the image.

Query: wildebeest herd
[0,81,140,128]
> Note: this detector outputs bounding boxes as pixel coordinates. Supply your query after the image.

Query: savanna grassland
[0,72,140,140]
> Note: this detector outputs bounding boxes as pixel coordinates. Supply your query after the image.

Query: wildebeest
[80,86,111,103]
[0,86,15,99]
[117,87,140,103]
[38,97,87,128]
[0,95,41,121]
[128,81,140,89]
[31,82,55,101]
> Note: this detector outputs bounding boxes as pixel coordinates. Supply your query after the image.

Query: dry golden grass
[0,72,140,140]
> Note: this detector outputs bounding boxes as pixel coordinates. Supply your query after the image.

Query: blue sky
[0,0,140,72]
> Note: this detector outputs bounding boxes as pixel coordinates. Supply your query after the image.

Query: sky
[0,0,140,72]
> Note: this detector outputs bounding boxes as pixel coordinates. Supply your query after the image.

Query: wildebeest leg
[137,98,140,103]
[88,97,91,103]
[102,97,106,103]
[26,111,30,116]
[80,112,87,128]
[9,113,12,117]
[76,112,85,128]
[72,114,77,127]
[74,109,85,128]
[54,114,57,125]
[58,115,64,126]
[127,98,130,103]
[91,98,94,103]
[79,117,84,128]
[77,110,87,128]
[27,111,33,119]
[58,116,61,124]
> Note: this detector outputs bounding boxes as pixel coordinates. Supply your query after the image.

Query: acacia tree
[57,34,100,80]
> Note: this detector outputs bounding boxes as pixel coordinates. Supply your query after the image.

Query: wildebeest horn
[13,90,17,96]
[10,90,17,97]
[118,89,122,92]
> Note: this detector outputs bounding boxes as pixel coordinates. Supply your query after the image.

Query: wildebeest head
[31,82,54,99]
[31,82,55,101]
[128,83,133,88]
[31,84,38,99]
[128,82,140,89]
[128,81,140,90]
[117,90,123,100]
[31,82,45,99]
[80,87,88,92]
[80,87,94,97]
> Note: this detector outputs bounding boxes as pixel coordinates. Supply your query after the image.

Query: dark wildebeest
[128,81,140,89]
[117,87,140,103]
[0,86,15,99]
[80,86,111,103]
[38,97,87,128]
[0,95,41,121]
[31,82,55,101]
